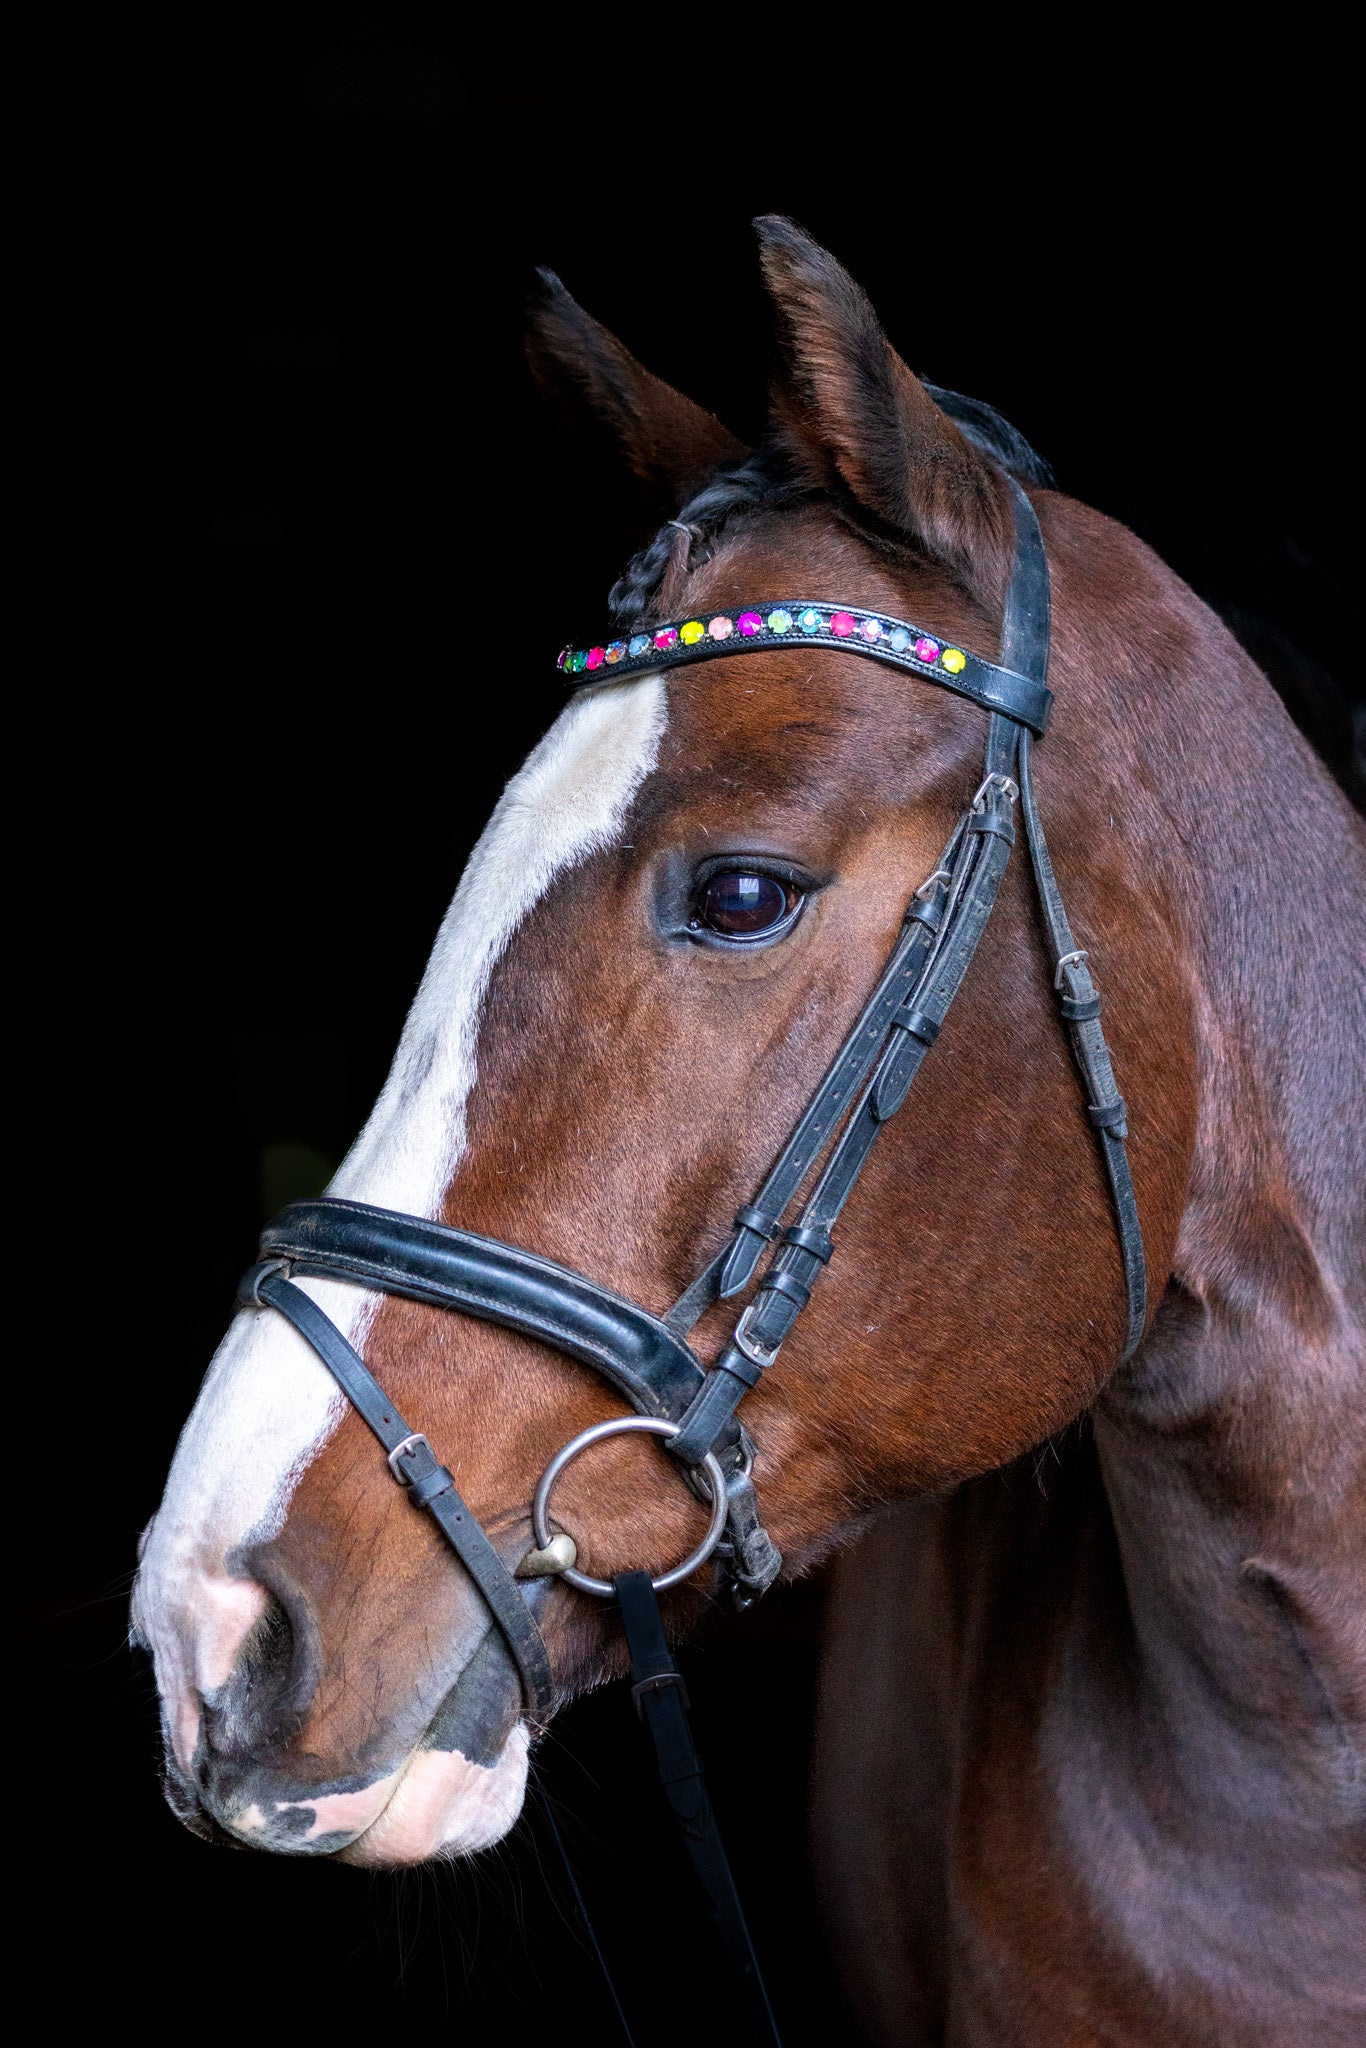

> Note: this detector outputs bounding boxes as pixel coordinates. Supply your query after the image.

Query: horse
[132,217,1365,2044]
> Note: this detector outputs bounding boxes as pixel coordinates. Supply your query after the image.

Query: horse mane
[607,387,1053,630]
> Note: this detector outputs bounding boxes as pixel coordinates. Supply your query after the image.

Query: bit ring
[531,1416,729,1598]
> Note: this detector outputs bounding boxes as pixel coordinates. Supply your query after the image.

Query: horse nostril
[201,1584,318,1757]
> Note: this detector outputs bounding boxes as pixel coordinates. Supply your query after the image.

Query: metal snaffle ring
[531,1415,729,1599]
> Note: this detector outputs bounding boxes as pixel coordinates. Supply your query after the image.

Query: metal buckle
[386,1431,431,1482]
[913,865,953,901]
[733,1303,782,1371]
[971,771,1019,812]
[1054,948,1088,988]
[631,1669,691,1718]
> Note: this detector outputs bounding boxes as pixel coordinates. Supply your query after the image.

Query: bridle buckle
[387,1431,432,1481]
[631,1669,691,1718]
[971,771,1019,811]
[733,1304,782,1371]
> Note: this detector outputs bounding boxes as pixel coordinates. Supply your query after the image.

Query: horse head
[133,219,1195,1866]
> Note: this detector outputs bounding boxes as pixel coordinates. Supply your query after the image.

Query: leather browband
[557,601,1054,735]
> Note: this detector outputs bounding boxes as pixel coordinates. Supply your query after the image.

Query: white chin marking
[135,677,667,1762]
[269,1774,406,1846]
[339,1725,532,1866]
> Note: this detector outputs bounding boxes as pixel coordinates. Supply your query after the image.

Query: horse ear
[527,269,747,508]
[755,216,1013,607]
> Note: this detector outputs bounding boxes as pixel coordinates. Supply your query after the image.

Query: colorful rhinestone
[556,614,977,701]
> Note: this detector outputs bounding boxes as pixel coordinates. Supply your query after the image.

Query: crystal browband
[557,602,1053,733]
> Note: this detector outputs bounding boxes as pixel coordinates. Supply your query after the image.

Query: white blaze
[135,677,667,1758]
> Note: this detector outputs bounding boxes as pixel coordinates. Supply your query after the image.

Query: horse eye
[691,870,799,941]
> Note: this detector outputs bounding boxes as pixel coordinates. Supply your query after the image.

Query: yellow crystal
[679,619,705,645]
[941,647,967,674]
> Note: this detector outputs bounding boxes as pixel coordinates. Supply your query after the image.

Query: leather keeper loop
[758,1270,811,1313]
[240,1258,289,1308]
[1060,994,1102,1021]
[669,1366,750,1466]
[906,897,942,930]
[1089,1099,1128,1131]
[713,1347,765,1391]
[782,1222,834,1262]
[966,809,1016,843]
[407,1465,457,1510]
[733,1204,781,1241]
[894,1006,940,1044]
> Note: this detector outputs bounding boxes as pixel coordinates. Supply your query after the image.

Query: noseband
[241,478,1146,1728]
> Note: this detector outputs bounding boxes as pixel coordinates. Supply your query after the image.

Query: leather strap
[614,1571,783,2046]
[245,1264,555,1723]
[1016,728,1148,1357]
[669,765,1021,1467]
[709,822,962,1305]
[562,600,1053,735]
[261,1199,708,1422]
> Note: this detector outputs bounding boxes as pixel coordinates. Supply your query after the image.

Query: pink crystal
[708,615,734,640]
[830,612,856,637]
[860,617,881,642]
[586,647,605,669]
[654,627,678,649]
[914,636,941,663]
[736,611,762,636]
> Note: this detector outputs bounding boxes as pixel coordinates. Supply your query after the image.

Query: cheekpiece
[557,601,1053,734]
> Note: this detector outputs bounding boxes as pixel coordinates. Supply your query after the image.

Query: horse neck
[1082,557,1366,1811]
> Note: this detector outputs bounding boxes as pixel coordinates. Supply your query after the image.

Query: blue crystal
[888,626,911,653]
[628,634,651,658]
[798,607,822,635]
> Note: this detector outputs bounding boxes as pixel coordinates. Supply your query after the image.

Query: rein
[239,476,1145,2042]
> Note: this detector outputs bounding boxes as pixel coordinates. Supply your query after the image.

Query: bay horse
[132,218,1365,2044]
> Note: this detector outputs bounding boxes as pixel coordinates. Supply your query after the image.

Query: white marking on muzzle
[134,678,667,1762]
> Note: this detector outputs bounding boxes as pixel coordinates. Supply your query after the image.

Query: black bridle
[239,476,1145,2041]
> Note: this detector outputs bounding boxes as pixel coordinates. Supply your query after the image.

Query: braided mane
[607,447,804,629]
[606,387,1053,631]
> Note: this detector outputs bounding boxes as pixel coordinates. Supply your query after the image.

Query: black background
[22,12,1357,2043]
